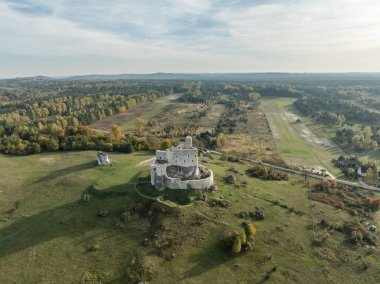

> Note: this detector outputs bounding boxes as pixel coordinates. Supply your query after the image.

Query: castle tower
[184,136,192,149]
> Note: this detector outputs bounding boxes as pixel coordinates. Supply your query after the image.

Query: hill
[0,151,379,283]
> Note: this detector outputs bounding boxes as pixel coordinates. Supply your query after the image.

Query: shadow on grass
[181,244,232,280]
[35,161,97,183]
[0,174,142,259]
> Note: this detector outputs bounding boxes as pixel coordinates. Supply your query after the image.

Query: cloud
[1,0,380,76]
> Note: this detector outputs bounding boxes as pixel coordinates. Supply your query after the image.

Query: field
[1,151,379,283]
[88,93,182,132]
[300,114,380,166]
[219,105,278,162]
[262,97,345,177]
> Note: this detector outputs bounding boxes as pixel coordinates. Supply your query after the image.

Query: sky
[1,0,380,77]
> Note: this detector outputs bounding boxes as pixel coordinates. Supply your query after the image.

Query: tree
[27,142,41,154]
[102,142,112,151]
[246,223,256,236]
[161,139,172,150]
[216,133,227,148]
[118,106,126,113]
[119,142,134,153]
[110,124,123,141]
[364,126,373,140]
[239,229,247,244]
[337,114,346,126]
[371,140,378,150]
[134,118,146,135]
[352,135,362,147]
[364,168,378,186]
[232,236,241,254]
[46,139,59,151]
[374,165,379,185]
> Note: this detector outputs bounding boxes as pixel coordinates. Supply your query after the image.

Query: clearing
[89,93,182,132]
[262,97,344,177]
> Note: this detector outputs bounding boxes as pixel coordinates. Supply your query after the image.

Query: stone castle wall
[150,136,213,190]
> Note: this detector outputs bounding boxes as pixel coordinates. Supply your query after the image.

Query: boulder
[82,194,91,203]
[97,209,108,217]
[208,183,218,192]
[225,175,236,184]
[250,207,265,220]
[238,211,249,218]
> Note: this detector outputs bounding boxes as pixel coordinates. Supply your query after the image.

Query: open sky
[1,0,380,77]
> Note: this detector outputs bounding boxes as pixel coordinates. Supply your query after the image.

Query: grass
[122,101,171,131]
[301,118,380,166]
[89,94,181,132]
[0,151,379,283]
[262,97,344,177]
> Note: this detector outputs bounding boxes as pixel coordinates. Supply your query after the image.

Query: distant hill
[3,72,380,82]
[65,72,380,82]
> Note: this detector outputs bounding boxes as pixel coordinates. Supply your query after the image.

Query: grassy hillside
[0,151,379,283]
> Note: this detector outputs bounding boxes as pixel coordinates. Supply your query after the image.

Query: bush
[364,197,380,212]
[246,165,288,181]
[239,229,247,244]
[232,236,242,254]
[246,223,257,236]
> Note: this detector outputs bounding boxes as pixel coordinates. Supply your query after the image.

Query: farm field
[1,151,379,283]
[262,97,344,177]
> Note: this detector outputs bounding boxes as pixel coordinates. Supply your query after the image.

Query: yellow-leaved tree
[247,223,256,236]
[110,124,123,141]
[232,236,241,254]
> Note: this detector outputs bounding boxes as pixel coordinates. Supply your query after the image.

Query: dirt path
[89,93,182,132]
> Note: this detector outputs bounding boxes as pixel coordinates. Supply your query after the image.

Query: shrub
[246,166,288,181]
[232,236,242,254]
[239,229,247,244]
[361,256,375,270]
[364,197,380,212]
[246,223,257,236]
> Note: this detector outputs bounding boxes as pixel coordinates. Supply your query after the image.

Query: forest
[2,77,380,156]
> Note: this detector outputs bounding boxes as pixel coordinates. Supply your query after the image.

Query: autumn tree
[246,223,257,236]
[216,133,227,148]
[110,124,123,141]
[134,118,146,135]
[161,139,172,150]
[239,229,247,244]
[232,236,242,254]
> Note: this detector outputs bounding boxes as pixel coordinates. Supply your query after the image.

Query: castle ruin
[150,136,214,190]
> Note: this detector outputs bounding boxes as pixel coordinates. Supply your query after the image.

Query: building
[150,136,214,190]
[97,151,110,165]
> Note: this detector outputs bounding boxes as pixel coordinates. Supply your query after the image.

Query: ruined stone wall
[156,150,170,162]
[164,169,214,190]
[171,148,198,167]
[151,136,212,190]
